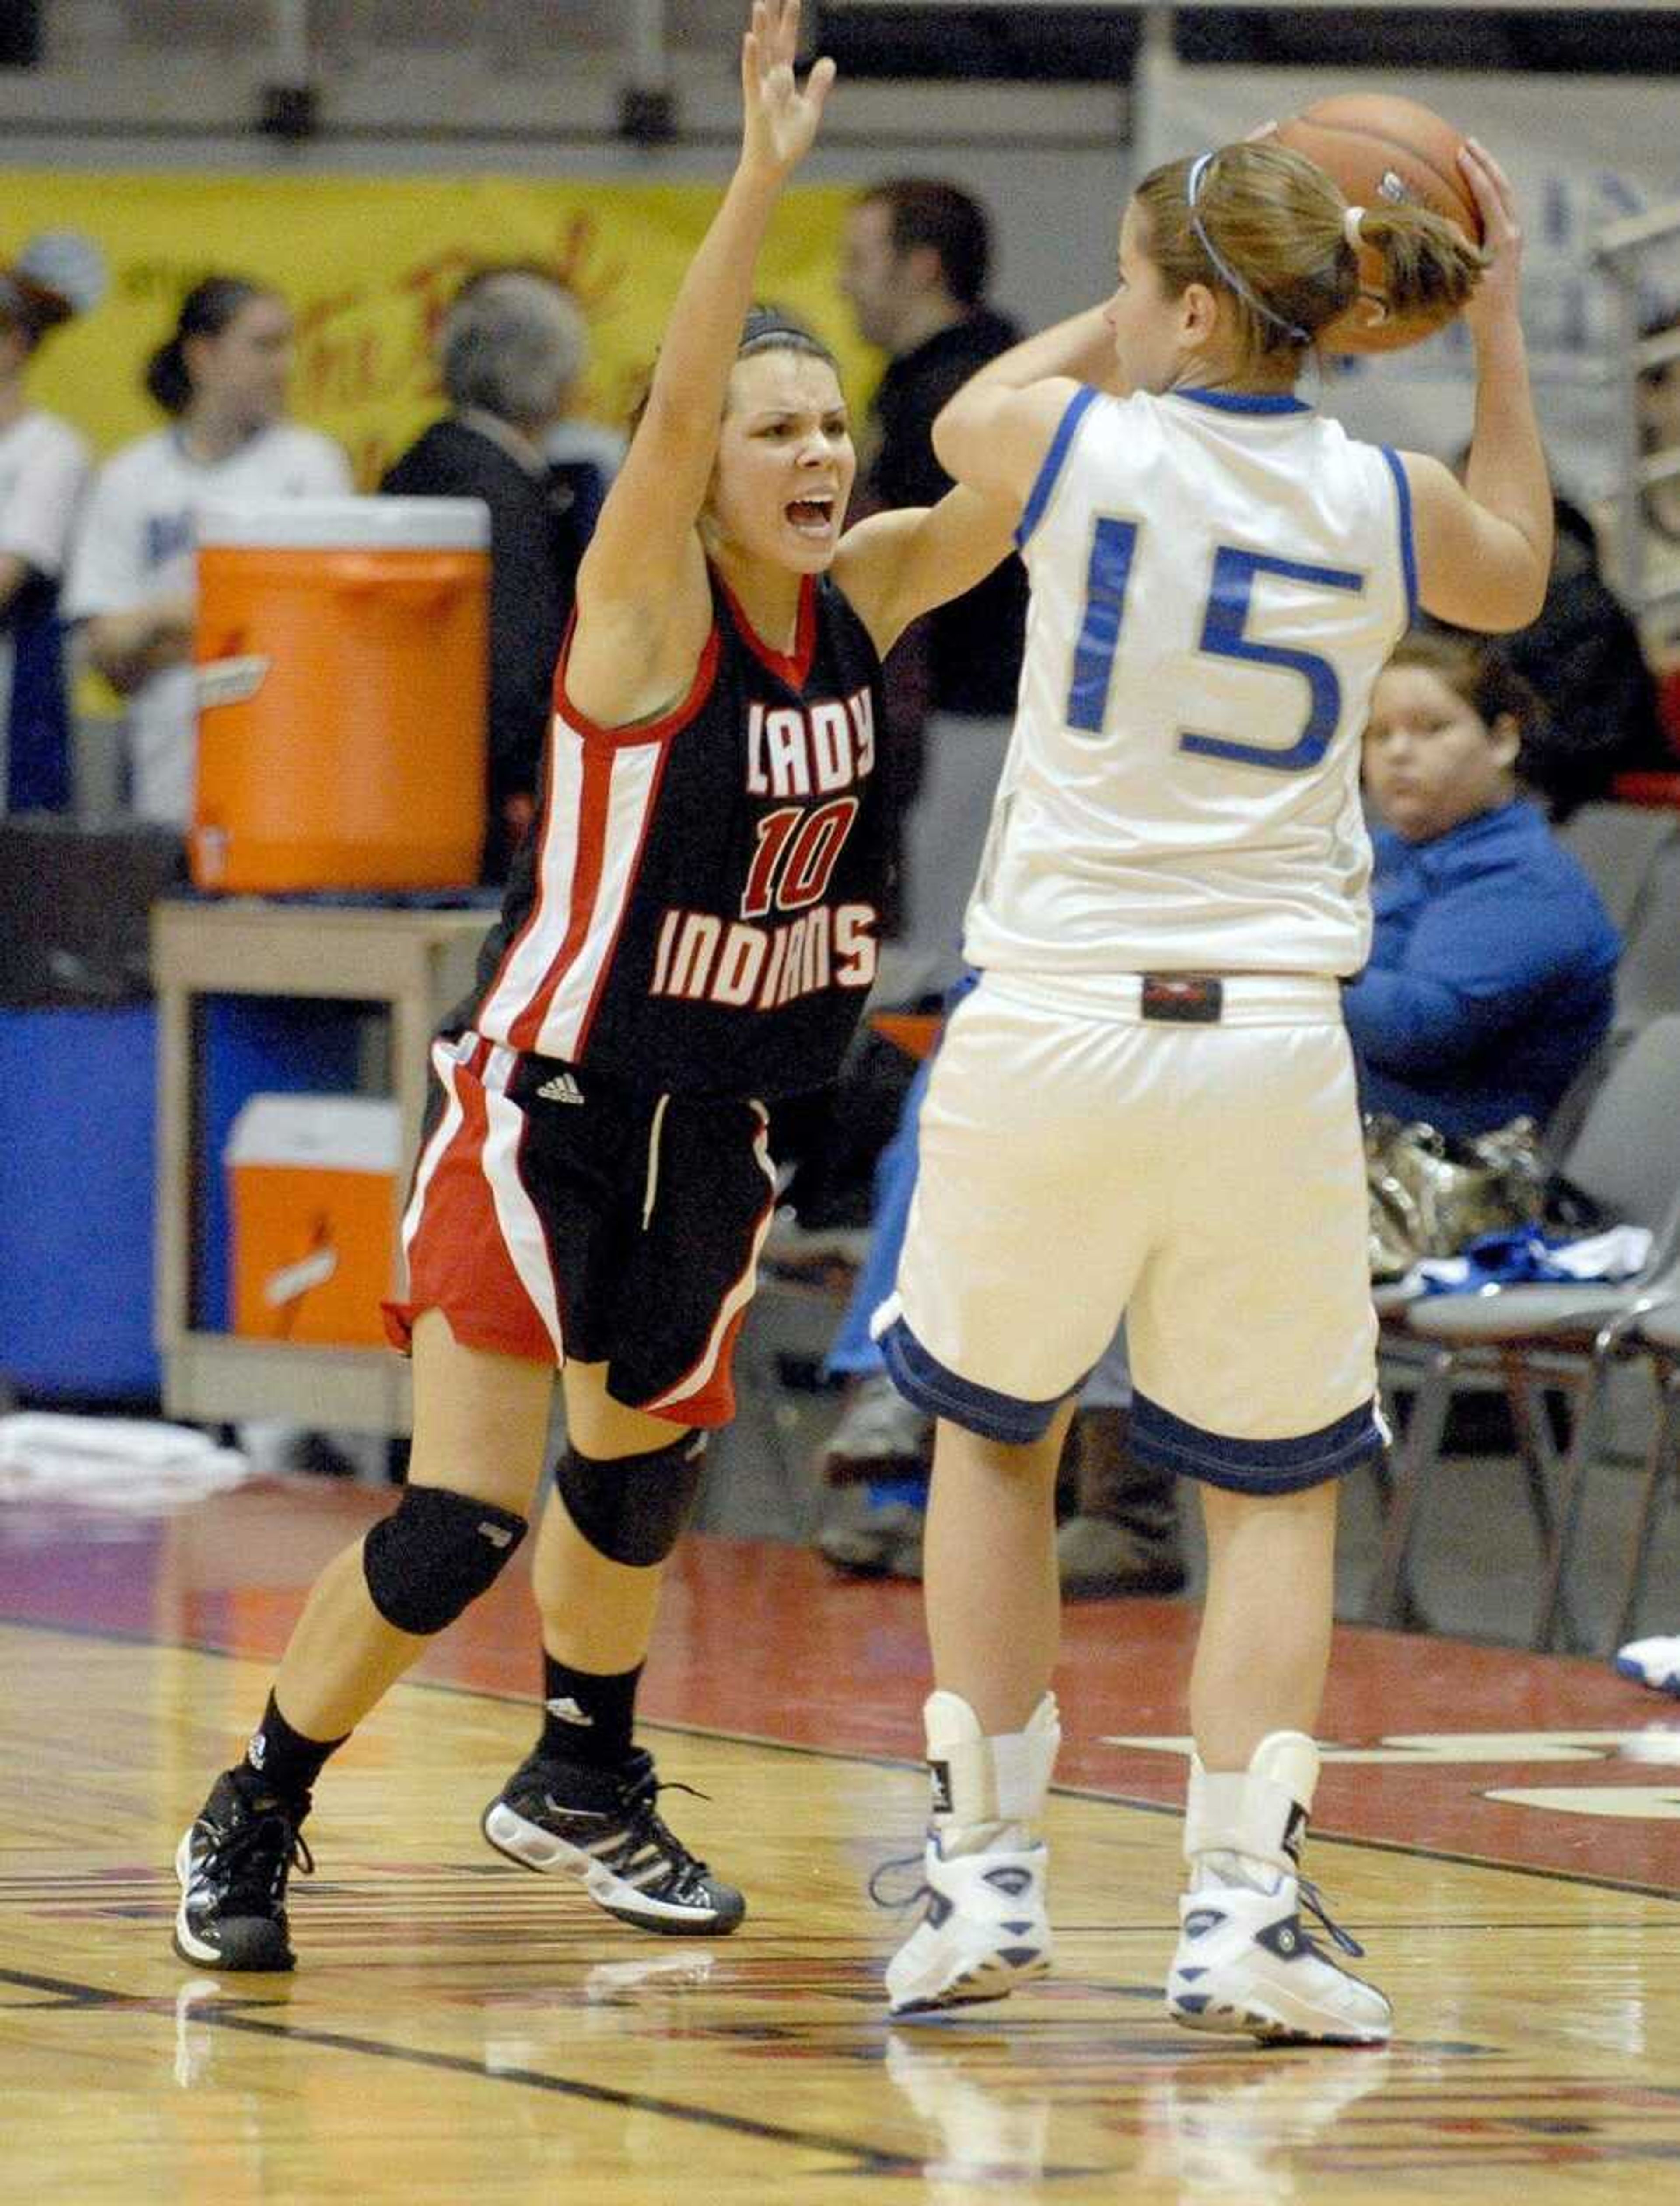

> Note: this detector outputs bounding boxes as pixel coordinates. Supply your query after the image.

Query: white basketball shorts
[872,971,1382,1492]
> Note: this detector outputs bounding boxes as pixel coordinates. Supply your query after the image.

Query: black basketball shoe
[482,1746,745,1936]
[173,1770,314,1972]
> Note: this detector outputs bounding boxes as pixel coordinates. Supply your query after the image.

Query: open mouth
[785,494,836,537]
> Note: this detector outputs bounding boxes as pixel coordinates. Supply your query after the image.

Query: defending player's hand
[739,0,836,183]
[1457,138,1524,343]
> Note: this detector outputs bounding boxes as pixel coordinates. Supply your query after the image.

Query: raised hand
[740,0,836,182]
[1458,138,1524,339]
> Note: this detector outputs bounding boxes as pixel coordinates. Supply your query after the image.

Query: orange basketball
[1276,94,1484,354]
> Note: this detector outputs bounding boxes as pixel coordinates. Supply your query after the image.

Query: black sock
[235,1691,347,1809]
[539,1655,642,1769]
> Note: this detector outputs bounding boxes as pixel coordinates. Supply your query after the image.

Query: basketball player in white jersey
[875,137,1550,2041]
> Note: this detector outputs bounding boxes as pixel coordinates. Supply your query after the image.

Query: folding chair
[1612,835,1680,1037]
[1367,1014,1680,1651]
[1611,1296,1680,1648]
[1557,801,1677,938]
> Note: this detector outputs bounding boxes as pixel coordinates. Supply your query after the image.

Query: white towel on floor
[0,1415,251,1506]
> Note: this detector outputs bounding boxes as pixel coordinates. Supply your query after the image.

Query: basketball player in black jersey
[173,0,1021,1973]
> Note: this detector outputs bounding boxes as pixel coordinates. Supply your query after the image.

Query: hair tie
[1184,147,1310,347]
[1343,204,1367,250]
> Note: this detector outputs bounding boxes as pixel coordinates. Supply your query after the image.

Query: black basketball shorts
[385,1031,777,1427]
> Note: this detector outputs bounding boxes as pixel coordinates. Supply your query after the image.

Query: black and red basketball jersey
[458,567,889,1099]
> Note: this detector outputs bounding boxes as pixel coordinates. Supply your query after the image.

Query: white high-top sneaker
[1165,1731,1391,2047]
[885,1690,1060,2019]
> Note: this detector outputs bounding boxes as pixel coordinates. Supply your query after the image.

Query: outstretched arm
[566,0,835,725]
[1405,141,1552,634]
[832,486,1020,660]
[838,306,1123,659]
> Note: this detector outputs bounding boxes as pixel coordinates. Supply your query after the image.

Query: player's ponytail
[1351,204,1485,330]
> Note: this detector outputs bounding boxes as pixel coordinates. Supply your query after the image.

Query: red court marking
[6,1479,1680,1890]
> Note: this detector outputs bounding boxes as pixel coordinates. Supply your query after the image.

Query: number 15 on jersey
[1068,518,1365,774]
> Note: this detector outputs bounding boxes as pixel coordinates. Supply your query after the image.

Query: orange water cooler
[191,497,490,893]
[227,1094,402,1346]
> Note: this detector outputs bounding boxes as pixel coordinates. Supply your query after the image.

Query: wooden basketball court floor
[9,1477,1680,2203]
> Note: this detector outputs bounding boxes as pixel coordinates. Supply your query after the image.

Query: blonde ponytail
[1355,203,1487,327]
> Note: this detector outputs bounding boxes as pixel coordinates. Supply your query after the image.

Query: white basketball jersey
[963,385,1417,985]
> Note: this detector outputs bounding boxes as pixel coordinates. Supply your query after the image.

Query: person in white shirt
[0,232,102,813]
[875,136,1551,2046]
[63,275,350,826]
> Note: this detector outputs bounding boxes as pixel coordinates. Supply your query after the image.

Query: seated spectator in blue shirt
[1350,631,1620,1138]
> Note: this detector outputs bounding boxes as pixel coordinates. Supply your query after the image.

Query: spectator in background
[1501,493,1670,817]
[1352,630,1619,1138]
[840,177,1028,987]
[544,393,625,550]
[0,231,102,814]
[63,276,350,827]
[1446,438,1666,817]
[382,270,601,881]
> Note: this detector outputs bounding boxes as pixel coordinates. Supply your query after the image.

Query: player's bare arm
[930,303,1120,503]
[832,484,1019,658]
[566,0,835,728]
[1403,141,1551,634]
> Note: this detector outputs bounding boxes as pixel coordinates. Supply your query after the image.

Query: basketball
[1276,94,1483,354]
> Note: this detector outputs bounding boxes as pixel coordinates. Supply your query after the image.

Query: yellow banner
[4,170,877,487]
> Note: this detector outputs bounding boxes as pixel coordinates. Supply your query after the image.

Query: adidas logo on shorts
[536,1071,584,1105]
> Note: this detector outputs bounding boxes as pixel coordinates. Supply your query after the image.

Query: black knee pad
[362,1485,528,1635]
[554,1431,707,1567]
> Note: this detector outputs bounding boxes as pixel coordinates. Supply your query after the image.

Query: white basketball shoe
[884,1690,1060,2019]
[1614,1634,1680,1695]
[1165,1730,1391,2047]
